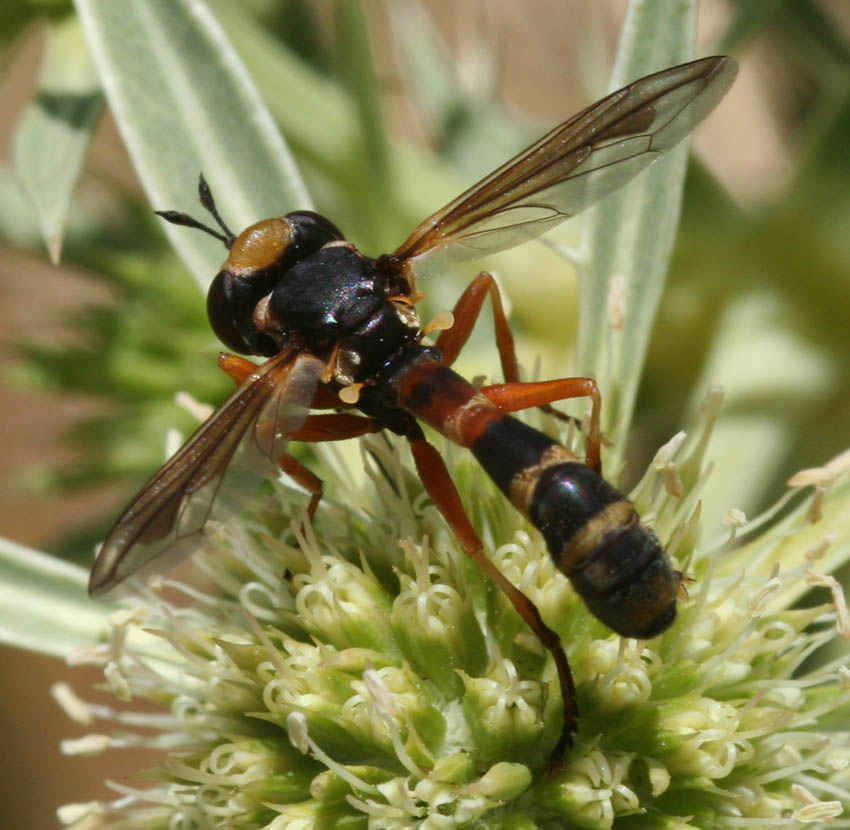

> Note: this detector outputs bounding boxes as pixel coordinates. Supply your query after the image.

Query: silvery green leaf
[73,0,310,287]
[0,537,109,657]
[577,0,701,464]
[12,15,102,264]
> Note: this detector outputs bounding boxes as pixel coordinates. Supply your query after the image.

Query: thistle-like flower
[57,387,850,830]
[5,3,846,828]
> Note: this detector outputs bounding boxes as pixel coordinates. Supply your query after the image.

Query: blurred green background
[1,1,849,826]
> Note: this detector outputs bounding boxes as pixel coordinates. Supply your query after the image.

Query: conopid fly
[89,56,737,764]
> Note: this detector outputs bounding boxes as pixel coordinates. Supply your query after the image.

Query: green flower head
[4,4,844,830]
[58,390,850,829]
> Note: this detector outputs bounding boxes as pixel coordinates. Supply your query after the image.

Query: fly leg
[480,377,602,474]
[219,352,354,410]
[434,272,581,429]
[406,427,577,771]
[218,354,381,520]
[435,288,603,473]
[434,271,520,382]
[280,414,382,520]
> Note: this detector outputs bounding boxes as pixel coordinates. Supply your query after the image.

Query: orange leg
[435,273,586,433]
[309,385,348,409]
[435,271,520,382]
[218,352,345,409]
[276,413,380,520]
[481,377,602,474]
[407,431,576,770]
[218,352,259,384]
[278,452,324,521]
[288,413,380,443]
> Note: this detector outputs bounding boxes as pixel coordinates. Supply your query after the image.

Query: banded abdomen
[395,357,679,640]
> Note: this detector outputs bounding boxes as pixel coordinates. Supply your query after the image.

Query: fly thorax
[265,245,384,352]
[334,300,421,387]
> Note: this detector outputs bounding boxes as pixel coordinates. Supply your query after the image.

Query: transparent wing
[88,349,325,597]
[394,56,736,267]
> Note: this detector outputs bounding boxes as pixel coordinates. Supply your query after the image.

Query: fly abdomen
[473,417,679,640]
[395,358,680,641]
[530,460,678,639]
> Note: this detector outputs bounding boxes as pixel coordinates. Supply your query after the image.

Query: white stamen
[104,662,132,701]
[286,712,378,793]
[653,432,687,468]
[699,385,725,416]
[607,274,626,330]
[724,508,747,528]
[174,390,214,423]
[57,801,103,825]
[363,667,397,716]
[805,534,836,560]
[747,576,783,619]
[806,570,850,639]
[790,783,842,822]
[61,734,111,756]
[52,683,94,725]
[659,463,684,498]
[165,427,183,458]
[363,666,424,779]
[786,446,850,487]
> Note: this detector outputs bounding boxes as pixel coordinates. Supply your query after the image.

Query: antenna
[155,174,237,248]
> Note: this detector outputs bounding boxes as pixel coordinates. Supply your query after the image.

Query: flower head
[58,389,850,829]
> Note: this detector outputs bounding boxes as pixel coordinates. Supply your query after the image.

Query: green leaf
[204,1,474,251]
[576,0,703,466]
[333,0,391,218]
[0,536,109,656]
[205,0,358,176]
[12,14,103,264]
[72,0,311,287]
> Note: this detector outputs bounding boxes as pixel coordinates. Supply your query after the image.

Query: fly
[89,56,737,767]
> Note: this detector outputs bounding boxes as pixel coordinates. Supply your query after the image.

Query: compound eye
[286,210,345,251]
[206,268,279,356]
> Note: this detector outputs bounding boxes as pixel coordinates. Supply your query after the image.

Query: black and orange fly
[89,56,737,766]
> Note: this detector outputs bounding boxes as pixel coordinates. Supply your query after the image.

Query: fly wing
[394,56,736,267]
[88,350,325,597]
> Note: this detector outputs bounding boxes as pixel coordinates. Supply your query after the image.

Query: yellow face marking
[226,218,292,272]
